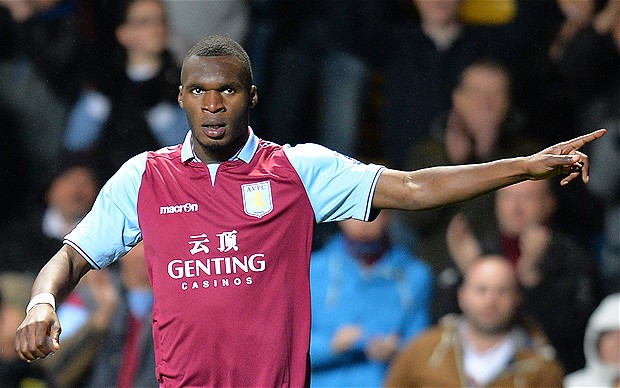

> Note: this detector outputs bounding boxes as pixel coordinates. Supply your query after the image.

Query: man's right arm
[14,244,93,362]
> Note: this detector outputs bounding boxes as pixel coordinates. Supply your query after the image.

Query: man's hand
[14,304,61,362]
[446,213,481,272]
[81,269,119,330]
[517,224,551,287]
[365,334,399,361]
[331,325,363,354]
[525,129,606,185]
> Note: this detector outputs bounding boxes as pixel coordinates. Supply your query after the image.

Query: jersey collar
[180,127,259,164]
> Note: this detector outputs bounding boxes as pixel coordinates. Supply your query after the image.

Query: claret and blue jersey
[64,127,384,387]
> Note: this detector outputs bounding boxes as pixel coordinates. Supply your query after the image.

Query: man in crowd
[385,255,564,387]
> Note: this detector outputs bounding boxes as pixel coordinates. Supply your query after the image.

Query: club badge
[241,180,273,218]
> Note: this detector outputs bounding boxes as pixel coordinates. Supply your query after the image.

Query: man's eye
[222,88,235,95]
[191,88,204,95]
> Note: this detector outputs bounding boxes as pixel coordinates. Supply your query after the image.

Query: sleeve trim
[63,240,101,270]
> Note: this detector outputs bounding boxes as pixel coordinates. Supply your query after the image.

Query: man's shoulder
[511,321,565,379]
[146,144,183,161]
[405,316,460,351]
[141,145,185,175]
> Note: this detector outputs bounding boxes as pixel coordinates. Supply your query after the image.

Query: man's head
[115,0,169,59]
[452,59,512,138]
[413,0,462,26]
[557,0,596,25]
[338,211,391,243]
[584,293,620,371]
[46,164,99,223]
[458,255,521,336]
[337,211,392,265]
[178,36,258,163]
[495,179,557,238]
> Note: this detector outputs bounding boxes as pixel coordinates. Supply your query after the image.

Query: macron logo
[160,202,199,215]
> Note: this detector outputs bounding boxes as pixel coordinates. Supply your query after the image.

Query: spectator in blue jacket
[309,210,433,387]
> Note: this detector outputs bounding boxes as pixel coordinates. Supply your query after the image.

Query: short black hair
[181,35,253,88]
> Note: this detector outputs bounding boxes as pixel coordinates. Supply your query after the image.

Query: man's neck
[462,322,510,352]
[421,22,462,51]
[192,136,247,165]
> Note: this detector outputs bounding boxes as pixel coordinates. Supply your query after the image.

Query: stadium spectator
[385,255,564,387]
[0,162,100,276]
[0,0,89,195]
[0,273,46,386]
[381,0,494,168]
[399,59,539,274]
[564,293,620,388]
[63,0,188,181]
[309,211,433,387]
[434,179,603,373]
[260,0,389,156]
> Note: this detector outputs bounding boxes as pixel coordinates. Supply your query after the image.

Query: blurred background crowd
[0,0,618,387]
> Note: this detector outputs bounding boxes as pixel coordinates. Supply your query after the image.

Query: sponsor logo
[160,202,198,214]
[167,230,266,292]
[167,254,266,279]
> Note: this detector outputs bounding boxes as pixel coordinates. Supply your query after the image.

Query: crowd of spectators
[0,0,618,386]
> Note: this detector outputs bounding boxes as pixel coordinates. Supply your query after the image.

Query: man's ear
[178,85,184,108]
[250,85,258,108]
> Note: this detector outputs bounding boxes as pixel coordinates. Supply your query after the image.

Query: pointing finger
[562,128,606,152]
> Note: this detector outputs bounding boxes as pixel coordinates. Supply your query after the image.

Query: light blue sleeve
[283,143,385,223]
[64,91,111,151]
[64,153,147,269]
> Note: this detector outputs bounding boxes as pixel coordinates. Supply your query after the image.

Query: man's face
[495,180,556,237]
[116,0,168,57]
[46,166,99,222]
[452,65,510,137]
[178,55,257,163]
[599,330,620,368]
[458,257,520,335]
[338,211,390,242]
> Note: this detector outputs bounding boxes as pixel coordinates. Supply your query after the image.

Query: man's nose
[202,91,224,113]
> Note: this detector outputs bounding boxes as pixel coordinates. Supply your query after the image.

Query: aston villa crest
[241,180,273,218]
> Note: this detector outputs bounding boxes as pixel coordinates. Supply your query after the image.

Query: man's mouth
[201,123,226,138]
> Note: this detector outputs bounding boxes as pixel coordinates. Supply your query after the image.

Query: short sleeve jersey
[65,129,384,387]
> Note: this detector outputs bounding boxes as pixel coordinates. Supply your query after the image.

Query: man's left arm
[373,129,606,211]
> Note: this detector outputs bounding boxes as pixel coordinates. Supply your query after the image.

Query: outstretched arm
[14,244,93,362]
[373,129,606,211]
